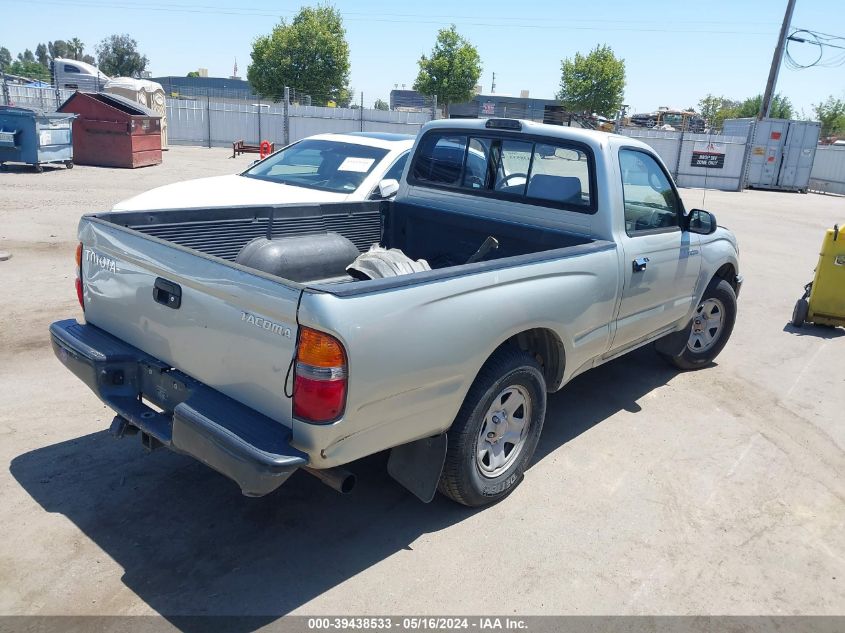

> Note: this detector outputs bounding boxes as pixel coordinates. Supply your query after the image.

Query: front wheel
[791,297,809,328]
[439,348,547,507]
[660,279,737,370]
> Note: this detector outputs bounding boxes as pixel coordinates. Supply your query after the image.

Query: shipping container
[736,118,821,192]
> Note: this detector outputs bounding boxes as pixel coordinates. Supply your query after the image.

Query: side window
[494,140,532,194]
[527,144,590,206]
[382,151,409,182]
[462,137,491,189]
[64,65,80,73]
[619,149,679,234]
[411,134,466,186]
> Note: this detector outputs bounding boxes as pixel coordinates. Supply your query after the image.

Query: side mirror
[377,179,400,199]
[686,208,717,235]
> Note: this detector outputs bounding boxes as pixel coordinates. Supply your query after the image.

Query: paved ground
[0,148,843,621]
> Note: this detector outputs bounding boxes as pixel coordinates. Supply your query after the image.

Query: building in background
[388,88,572,125]
[389,89,428,112]
[450,93,570,125]
[152,75,257,100]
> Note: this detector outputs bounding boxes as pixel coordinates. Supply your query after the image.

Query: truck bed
[93,200,604,294]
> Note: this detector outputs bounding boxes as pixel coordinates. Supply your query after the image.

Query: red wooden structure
[58,92,162,168]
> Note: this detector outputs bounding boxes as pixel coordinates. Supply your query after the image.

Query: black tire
[65,161,74,169]
[439,347,547,507]
[659,278,737,370]
[34,164,43,173]
[791,298,809,328]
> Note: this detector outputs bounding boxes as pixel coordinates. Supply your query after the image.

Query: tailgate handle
[153,278,182,309]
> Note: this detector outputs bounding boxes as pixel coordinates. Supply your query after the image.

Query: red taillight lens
[75,243,84,310]
[293,375,347,422]
[293,327,347,423]
[75,277,84,309]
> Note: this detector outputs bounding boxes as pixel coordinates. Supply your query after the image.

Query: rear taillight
[293,327,347,423]
[75,243,84,310]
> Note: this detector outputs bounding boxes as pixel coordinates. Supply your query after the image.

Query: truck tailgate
[79,217,301,424]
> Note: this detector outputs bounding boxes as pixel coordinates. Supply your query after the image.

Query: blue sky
[3,0,844,115]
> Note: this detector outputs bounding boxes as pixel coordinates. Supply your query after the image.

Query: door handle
[632,257,649,272]
[153,277,182,309]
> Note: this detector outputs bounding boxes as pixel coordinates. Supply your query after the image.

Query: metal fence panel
[676,133,748,191]
[2,85,74,110]
[162,99,432,148]
[165,100,207,146]
[619,128,749,191]
[810,147,845,195]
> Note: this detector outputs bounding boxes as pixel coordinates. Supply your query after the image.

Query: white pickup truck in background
[51,118,741,507]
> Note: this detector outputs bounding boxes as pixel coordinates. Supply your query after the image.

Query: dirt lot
[0,147,843,620]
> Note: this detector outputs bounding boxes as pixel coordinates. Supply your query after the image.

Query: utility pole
[759,0,797,119]
[491,72,496,94]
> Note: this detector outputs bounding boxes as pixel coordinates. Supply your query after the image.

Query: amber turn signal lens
[297,327,346,368]
[75,243,83,269]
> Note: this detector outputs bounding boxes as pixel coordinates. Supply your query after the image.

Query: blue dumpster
[0,106,77,172]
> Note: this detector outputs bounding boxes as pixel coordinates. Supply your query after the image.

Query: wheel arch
[714,262,738,292]
[489,327,566,393]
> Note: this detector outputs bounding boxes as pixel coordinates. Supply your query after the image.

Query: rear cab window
[409,129,595,213]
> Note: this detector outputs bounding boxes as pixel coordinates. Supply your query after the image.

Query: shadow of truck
[10,346,674,629]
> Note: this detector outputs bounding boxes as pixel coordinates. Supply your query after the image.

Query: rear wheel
[65,161,74,169]
[659,279,737,370]
[439,348,546,507]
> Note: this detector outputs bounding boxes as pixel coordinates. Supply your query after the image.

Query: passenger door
[611,149,701,352]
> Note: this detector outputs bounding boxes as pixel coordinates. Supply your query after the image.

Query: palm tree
[68,38,85,61]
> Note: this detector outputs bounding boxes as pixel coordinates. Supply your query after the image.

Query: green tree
[374,98,389,110]
[9,59,50,81]
[813,95,845,138]
[48,40,69,60]
[698,94,741,129]
[737,93,793,119]
[557,44,625,118]
[186,71,200,77]
[17,49,35,63]
[248,5,350,105]
[414,25,481,117]
[96,34,148,77]
[35,43,48,67]
[0,46,12,71]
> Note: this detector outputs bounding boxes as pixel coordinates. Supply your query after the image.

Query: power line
[785,27,845,69]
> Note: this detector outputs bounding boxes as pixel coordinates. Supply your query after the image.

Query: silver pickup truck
[51,119,741,507]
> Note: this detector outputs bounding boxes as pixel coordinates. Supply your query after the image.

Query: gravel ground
[0,147,843,621]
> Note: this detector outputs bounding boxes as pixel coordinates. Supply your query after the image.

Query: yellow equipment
[792,224,845,328]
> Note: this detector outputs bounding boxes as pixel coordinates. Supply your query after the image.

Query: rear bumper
[50,319,307,496]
